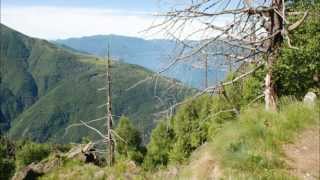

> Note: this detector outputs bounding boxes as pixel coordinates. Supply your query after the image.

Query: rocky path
[284,128,320,180]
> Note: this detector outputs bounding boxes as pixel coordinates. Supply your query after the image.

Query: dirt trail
[180,143,221,180]
[284,128,320,180]
[151,143,221,180]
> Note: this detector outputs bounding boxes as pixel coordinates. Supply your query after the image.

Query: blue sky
[1,0,247,40]
[2,0,159,11]
[1,0,172,39]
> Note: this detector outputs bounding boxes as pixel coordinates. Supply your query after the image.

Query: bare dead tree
[105,42,115,166]
[63,40,126,166]
[198,51,210,89]
[149,0,309,111]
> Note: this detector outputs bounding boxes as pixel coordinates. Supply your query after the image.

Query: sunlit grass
[210,100,319,179]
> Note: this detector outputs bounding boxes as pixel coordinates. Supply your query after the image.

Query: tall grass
[211,100,319,179]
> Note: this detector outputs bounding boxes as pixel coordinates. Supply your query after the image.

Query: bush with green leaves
[0,137,16,180]
[170,94,241,163]
[144,95,237,169]
[115,116,145,164]
[15,142,51,169]
[0,156,15,180]
[143,121,174,169]
[222,3,320,101]
[222,64,265,109]
[205,95,238,138]
[168,96,212,163]
[273,3,320,97]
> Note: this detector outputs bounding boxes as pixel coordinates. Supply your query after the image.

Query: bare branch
[97,103,108,109]
[247,94,265,106]
[200,108,239,124]
[288,11,309,31]
[159,62,264,115]
[125,76,153,91]
[64,116,107,136]
[286,35,299,50]
[111,130,127,144]
[218,63,263,87]
[80,120,107,139]
[98,87,107,91]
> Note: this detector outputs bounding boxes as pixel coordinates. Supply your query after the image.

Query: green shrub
[274,3,320,98]
[15,142,51,169]
[144,95,238,169]
[127,150,144,164]
[168,96,209,163]
[206,95,238,138]
[0,137,16,180]
[168,95,236,163]
[143,121,174,169]
[0,157,15,180]
[115,116,145,164]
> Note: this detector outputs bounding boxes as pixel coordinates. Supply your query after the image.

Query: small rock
[94,170,105,179]
[303,92,317,106]
[127,161,139,174]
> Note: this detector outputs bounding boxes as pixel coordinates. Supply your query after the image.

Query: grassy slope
[0,24,194,143]
[177,100,319,179]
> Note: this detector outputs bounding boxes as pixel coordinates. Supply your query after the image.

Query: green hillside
[0,24,194,143]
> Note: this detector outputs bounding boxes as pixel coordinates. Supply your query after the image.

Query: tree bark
[106,43,115,166]
[264,57,277,111]
[264,0,283,111]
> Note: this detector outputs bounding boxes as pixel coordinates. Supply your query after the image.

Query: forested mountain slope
[0,24,194,143]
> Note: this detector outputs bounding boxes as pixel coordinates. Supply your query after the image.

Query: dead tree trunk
[264,0,283,111]
[204,53,208,89]
[106,43,115,166]
[147,0,308,112]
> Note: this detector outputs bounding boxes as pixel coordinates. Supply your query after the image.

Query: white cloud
[1,6,229,40]
[1,6,159,40]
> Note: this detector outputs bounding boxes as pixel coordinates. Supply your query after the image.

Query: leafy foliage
[115,116,145,164]
[169,96,212,163]
[15,142,51,169]
[274,3,320,97]
[144,95,237,169]
[143,121,174,169]
[223,64,266,107]
[0,137,16,180]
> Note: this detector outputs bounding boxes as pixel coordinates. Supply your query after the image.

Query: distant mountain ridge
[0,23,194,143]
[55,35,227,88]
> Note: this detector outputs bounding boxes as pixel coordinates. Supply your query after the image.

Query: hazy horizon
[1,0,230,40]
